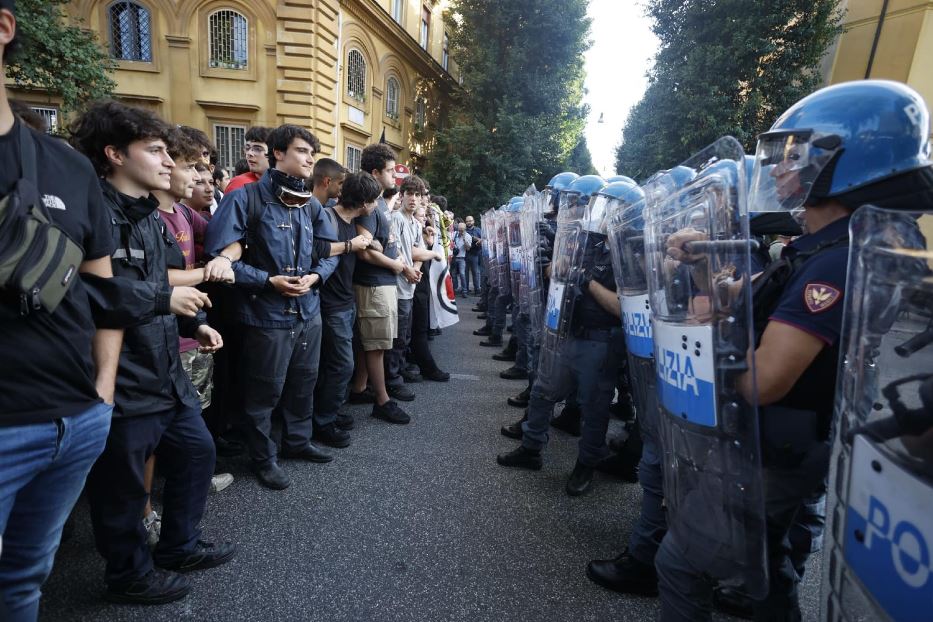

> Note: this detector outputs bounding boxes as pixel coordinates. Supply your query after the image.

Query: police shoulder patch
[803,282,841,313]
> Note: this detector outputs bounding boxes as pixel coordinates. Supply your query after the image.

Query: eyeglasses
[244,145,267,155]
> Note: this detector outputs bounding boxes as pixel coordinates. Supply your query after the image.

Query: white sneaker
[142,510,161,549]
[210,473,234,493]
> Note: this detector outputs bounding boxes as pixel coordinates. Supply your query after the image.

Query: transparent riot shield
[605,186,660,439]
[482,209,498,290]
[495,206,511,297]
[821,205,933,622]
[644,136,768,597]
[536,189,591,396]
[509,190,532,302]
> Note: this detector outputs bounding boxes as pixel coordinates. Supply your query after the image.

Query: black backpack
[0,124,84,315]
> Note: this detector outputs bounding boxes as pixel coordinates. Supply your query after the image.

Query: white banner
[428,237,459,329]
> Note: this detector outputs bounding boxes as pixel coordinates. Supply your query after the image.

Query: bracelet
[217,254,233,264]
[344,240,351,255]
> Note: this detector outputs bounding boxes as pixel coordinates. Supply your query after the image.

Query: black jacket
[84,180,204,417]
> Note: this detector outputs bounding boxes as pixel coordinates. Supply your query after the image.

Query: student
[0,5,119,618]
[224,126,271,193]
[71,100,235,605]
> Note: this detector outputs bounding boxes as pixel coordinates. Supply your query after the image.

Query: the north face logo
[42,195,66,211]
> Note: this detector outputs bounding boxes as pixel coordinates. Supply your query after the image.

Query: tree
[426,0,591,216]
[5,0,116,116]
[566,134,598,176]
[615,0,843,180]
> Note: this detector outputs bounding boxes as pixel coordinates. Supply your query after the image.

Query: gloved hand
[582,261,615,291]
[536,220,556,245]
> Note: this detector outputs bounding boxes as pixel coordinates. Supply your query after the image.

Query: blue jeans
[314,307,356,428]
[466,254,481,293]
[522,333,618,466]
[0,402,112,621]
[451,257,467,293]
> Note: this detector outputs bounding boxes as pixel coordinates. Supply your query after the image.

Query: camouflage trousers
[180,349,214,410]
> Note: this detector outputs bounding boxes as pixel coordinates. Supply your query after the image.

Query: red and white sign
[394,163,410,187]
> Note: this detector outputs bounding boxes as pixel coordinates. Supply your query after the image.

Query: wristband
[345,240,351,255]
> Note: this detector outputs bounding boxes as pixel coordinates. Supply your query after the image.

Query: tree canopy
[426,0,593,215]
[5,0,115,117]
[615,0,842,180]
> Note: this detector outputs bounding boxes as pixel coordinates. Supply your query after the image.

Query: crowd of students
[0,10,474,607]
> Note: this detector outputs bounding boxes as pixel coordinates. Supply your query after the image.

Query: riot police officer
[655,80,931,621]
[497,175,631,496]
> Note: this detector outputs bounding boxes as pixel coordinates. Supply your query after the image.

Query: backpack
[0,124,84,315]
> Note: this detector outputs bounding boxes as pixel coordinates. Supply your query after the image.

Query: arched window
[208,9,248,70]
[415,96,427,128]
[109,1,152,62]
[385,77,400,120]
[347,49,366,103]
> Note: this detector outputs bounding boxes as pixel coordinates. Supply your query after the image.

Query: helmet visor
[749,130,842,214]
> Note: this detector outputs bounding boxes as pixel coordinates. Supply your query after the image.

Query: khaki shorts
[354,284,398,351]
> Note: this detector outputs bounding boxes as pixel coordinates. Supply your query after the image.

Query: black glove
[536,220,556,245]
[583,262,615,291]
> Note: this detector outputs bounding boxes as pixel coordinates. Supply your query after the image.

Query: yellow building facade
[14,0,460,172]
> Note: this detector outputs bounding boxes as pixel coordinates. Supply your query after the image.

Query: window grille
[442,32,449,71]
[345,144,362,173]
[214,124,246,170]
[30,107,59,133]
[347,49,366,103]
[109,1,152,62]
[415,98,427,128]
[391,0,403,23]
[386,77,400,119]
[208,10,248,70]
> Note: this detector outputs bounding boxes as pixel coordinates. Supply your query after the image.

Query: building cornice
[339,0,459,95]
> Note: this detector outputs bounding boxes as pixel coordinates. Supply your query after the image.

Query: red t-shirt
[161,204,210,353]
[224,171,260,194]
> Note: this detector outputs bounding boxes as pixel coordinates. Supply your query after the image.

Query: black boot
[473,326,491,336]
[500,366,528,380]
[595,450,639,483]
[479,335,503,347]
[565,460,594,496]
[496,445,542,470]
[550,404,581,436]
[507,386,531,408]
[500,410,527,439]
[586,548,659,596]
[713,587,755,620]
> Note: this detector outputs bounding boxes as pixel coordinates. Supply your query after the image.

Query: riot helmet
[589,181,645,235]
[542,171,579,217]
[749,80,932,219]
[558,175,607,214]
[607,175,637,185]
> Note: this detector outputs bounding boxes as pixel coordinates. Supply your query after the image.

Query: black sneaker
[251,461,291,490]
[422,369,450,382]
[401,368,423,383]
[154,540,237,573]
[500,413,527,440]
[496,445,542,470]
[105,568,191,605]
[372,400,410,424]
[566,461,594,496]
[473,327,491,336]
[315,423,351,448]
[348,387,376,404]
[507,387,531,408]
[586,548,659,596]
[387,384,415,402]
[336,412,355,431]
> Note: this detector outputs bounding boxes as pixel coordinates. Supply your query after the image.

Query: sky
[583,0,659,177]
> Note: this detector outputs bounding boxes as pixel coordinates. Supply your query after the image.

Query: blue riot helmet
[607,175,637,185]
[749,79,932,217]
[558,174,607,214]
[588,181,645,235]
[508,196,524,211]
[542,171,579,217]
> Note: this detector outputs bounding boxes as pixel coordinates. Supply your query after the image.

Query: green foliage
[426,0,592,216]
[615,0,843,180]
[5,0,116,115]
[566,134,598,176]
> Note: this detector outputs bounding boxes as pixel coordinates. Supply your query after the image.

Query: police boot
[496,445,542,470]
[712,586,755,620]
[550,404,582,436]
[610,391,636,421]
[492,339,517,361]
[507,386,530,408]
[479,335,503,347]
[500,409,527,439]
[595,451,639,483]
[585,548,659,596]
[473,326,491,337]
[565,460,594,496]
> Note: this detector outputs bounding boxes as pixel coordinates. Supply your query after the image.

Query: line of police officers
[485,79,933,621]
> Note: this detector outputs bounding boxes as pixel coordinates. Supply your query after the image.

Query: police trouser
[484,286,499,330]
[655,441,831,622]
[521,329,618,466]
[514,310,529,371]
[240,317,322,466]
[492,293,511,339]
[86,403,215,587]
[628,431,666,566]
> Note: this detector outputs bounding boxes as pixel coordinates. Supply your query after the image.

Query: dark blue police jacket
[205,172,338,328]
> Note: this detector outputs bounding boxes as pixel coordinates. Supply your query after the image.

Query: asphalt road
[39,299,820,621]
